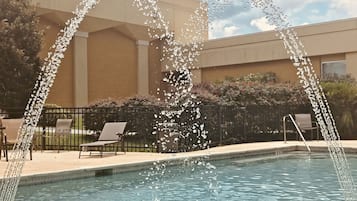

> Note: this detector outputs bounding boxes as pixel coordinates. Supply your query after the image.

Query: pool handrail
[283,114,311,153]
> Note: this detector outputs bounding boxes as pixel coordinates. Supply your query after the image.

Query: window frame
[320,60,346,80]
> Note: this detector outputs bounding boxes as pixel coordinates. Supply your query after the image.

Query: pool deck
[1,140,357,185]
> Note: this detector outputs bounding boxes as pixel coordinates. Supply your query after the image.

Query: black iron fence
[0,104,312,152]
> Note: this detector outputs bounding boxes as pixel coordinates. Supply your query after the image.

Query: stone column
[74,31,89,107]
[136,40,150,95]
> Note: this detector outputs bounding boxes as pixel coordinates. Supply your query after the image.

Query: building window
[321,61,346,80]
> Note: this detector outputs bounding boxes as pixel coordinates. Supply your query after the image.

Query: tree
[0,0,42,117]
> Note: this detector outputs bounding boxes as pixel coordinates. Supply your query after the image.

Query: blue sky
[209,0,357,39]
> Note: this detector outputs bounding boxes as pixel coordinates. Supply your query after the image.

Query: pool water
[16,153,357,201]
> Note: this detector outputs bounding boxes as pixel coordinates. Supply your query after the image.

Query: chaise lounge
[0,118,33,161]
[79,122,127,158]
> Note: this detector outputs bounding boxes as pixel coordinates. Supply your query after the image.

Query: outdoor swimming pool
[16,153,357,201]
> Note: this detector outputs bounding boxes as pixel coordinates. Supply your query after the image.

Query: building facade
[32,0,203,107]
[33,0,357,107]
[198,18,357,83]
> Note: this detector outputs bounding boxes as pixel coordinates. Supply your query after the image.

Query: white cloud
[250,17,276,31]
[330,0,357,16]
[209,20,227,39]
[224,25,240,37]
[208,0,357,39]
[209,19,241,39]
[275,0,323,10]
[310,9,320,14]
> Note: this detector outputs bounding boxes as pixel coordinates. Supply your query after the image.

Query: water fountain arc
[136,0,357,200]
[0,0,99,200]
[250,0,356,199]
[1,0,356,200]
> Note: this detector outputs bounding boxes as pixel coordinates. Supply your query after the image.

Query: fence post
[41,126,46,151]
[242,107,247,142]
[219,106,222,146]
[41,107,47,151]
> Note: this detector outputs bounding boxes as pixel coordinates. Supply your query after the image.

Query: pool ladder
[282,114,311,153]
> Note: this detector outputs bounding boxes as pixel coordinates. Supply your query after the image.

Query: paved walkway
[0,140,357,185]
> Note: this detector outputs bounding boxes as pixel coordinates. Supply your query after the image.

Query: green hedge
[83,96,162,143]
[80,73,314,150]
[83,98,121,132]
[38,104,73,127]
[193,73,309,107]
[321,80,357,139]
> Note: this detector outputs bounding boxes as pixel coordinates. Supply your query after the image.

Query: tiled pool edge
[18,160,156,186]
[15,145,357,186]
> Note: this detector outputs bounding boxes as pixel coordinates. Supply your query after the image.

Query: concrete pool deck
[1,140,357,185]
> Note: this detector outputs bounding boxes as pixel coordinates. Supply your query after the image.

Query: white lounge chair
[79,122,127,158]
[54,119,73,153]
[295,114,319,140]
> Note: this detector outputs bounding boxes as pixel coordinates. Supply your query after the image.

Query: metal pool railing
[282,114,311,153]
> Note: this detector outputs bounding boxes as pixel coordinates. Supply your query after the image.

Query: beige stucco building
[32,0,357,107]
[198,18,357,83]
[32,0,203,107]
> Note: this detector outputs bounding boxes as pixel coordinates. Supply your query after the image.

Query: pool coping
[16,144,352,186]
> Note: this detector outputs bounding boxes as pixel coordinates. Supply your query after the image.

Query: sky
[209,0,357,39]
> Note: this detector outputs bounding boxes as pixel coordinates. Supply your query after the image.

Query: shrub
[321,80,357,138]
[0,107,23,118]
[119,95,162,107]
[193,74,309,107]
[38,104,73,127]
[118,95,162,141]
[192,72,311,144]
[231,72,278,83]
[191,84,220,105]
[83,98,121,132]
[83,96,163,144]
